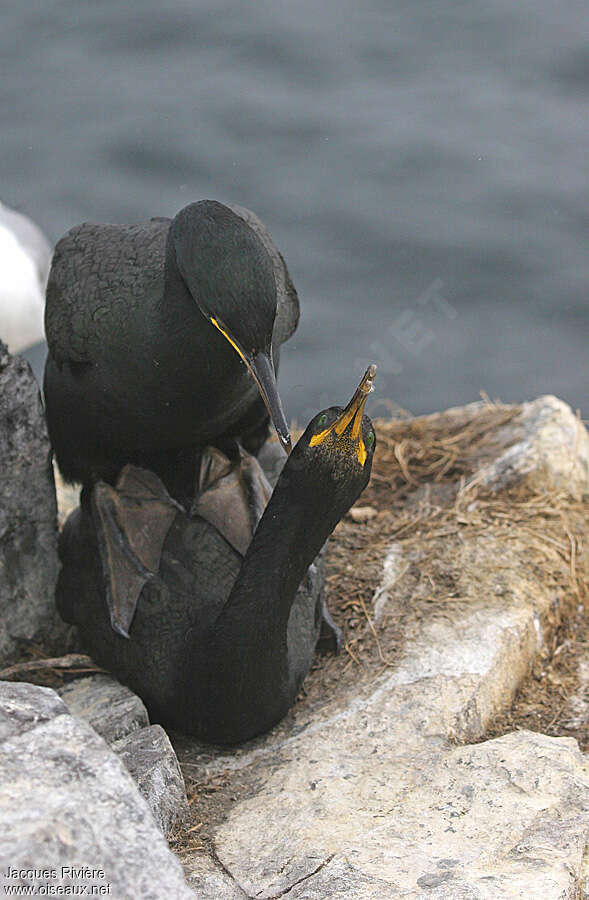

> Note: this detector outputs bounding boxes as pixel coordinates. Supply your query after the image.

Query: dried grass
[306,401,589,749]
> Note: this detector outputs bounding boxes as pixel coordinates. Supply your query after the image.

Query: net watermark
[2,867,111,896]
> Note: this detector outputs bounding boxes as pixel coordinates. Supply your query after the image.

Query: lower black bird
[56,367,377,745]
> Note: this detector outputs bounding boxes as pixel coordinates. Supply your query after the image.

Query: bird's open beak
[331,364,377,440]
[247,351,292,454]
[309,365,377,465]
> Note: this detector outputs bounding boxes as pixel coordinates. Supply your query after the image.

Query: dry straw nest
[302,400,588,749]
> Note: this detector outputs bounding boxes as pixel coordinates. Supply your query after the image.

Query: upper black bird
[56,367,377,744]
[44,200,298,501]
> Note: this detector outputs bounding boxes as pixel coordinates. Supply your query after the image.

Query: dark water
[2,1,587,421]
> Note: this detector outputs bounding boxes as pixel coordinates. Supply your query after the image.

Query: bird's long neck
[201,460,342,742]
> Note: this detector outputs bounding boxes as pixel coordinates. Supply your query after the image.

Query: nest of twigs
[297,400,588,750]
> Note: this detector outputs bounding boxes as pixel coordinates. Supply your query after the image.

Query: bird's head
[286,365,377,513]
[172,200,291,452]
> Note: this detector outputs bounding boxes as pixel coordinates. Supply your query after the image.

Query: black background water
[2,1,587,421]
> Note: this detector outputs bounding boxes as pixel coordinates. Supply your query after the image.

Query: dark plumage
[56,368,377,745]
[44,200,298,500]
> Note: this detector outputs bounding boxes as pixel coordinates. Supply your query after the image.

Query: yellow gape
[309,365,376,466]
[210,317,248,364]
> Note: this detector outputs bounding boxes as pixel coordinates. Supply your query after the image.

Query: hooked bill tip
[358,364,377,395]
[279,431,293,455]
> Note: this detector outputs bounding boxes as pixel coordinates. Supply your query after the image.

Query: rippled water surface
[2,1,587,419]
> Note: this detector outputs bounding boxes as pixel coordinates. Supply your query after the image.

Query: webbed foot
[191,442,272,556]
[91,466,181,637]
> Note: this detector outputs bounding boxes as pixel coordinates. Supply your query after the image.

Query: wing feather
[45,220,169,365]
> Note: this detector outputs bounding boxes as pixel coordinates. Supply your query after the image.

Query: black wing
[45,219,170,366]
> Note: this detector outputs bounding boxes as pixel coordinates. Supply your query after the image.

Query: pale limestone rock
[470,394,589,497]
[179,853,248,899]
[0,680,64,743]
[58,673,149,743]
[0,202,51,353]
[0,681,194,898]
[53,463,80,526]
[214,731,589,899]
[113,724,189,837]
[581,848,589,900]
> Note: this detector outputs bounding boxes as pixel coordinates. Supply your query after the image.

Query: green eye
[366,431,374,448]
[317,413,327,429]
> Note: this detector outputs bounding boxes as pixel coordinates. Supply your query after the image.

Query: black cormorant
[56,367,377,745]
[43,200,298,499]
[44,200,299,622]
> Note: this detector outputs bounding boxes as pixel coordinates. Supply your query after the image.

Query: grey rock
[582,847,589,900]
[0,341,71,666]
[176,396,589,898]
[0,680,194,898]
[214,731,589,899]
[59,676,188,838]
[179,853,248,899]
[470,394,589,498]
[0,680,66,743]
[58,673,149,744]
[113,724,189,837]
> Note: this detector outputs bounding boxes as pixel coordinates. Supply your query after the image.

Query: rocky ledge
[0,679,193,899]
[1,341,588,899]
